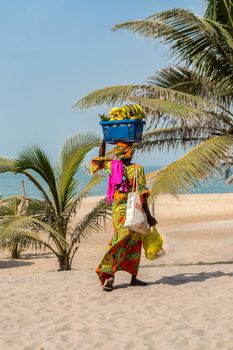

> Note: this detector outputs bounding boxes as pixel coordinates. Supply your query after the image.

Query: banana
[109,107,121,115]
[107,104,145,121]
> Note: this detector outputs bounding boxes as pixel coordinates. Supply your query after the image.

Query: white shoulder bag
[124,165,149,234]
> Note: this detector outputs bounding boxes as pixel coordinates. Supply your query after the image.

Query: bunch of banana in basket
[109,104,145,120]
[107,104,145,121]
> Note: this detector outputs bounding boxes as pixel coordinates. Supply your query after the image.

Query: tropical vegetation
[0,132,110,270]
[0,196,43,259]
[74,0,233,196]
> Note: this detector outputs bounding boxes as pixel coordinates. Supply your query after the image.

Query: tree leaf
[147,134,233,196]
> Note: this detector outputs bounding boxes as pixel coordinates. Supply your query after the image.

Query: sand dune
[1,194,233,350]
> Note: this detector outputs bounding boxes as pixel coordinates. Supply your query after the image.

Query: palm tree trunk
[58,253,71,271]
[11,241,20,259]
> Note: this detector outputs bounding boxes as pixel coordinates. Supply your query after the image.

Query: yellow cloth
[141,226,164,260]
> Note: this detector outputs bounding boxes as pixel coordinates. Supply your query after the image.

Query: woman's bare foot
[103,276,114,292]
[130,278,148,287]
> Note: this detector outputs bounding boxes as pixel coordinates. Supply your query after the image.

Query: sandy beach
[1,194,233,350]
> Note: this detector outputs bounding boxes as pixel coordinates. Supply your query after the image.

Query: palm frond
[113,10,233,90]
[136,126,210,152]
[129,96,212,125]
[0,157,17,173]
[16,229,58,256]
[0,197,21,216]
[57,132,100,210]
[15,146,60,214]
[78,174,103,199]
[148,66,216,99]
[25,198,49,218]
[74,84,216,112]
[148,65,233,107]
[0,232,44,255]
[70,198,111,244]
[205,0,233,29]
[147,134,233,196]
[0,216,69,248]
[226,172,233,183]
[22,170,56,213]
[60,173,103,234]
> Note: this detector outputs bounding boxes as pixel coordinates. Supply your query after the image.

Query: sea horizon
[0,165,233,199]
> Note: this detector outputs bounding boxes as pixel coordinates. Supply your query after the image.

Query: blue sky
[0,0,205,166]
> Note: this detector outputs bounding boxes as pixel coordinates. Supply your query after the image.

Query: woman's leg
[103,275,114,291]
[130,274,148,286]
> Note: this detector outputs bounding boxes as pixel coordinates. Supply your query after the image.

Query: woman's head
[113,142,134,161]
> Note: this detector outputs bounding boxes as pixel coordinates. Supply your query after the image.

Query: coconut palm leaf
[0,196,48,258]
[25,199,49,218]
[74,84,216,112]
[0,216,69,248]
[0,196,21,216]
[148,66,216,99]
[78,174,103,199]
[0,157,17,173]
[205,0,233,27]
[147,134,233,196]
[226,172,233,183]
[114,9,233,51]
[70,198,111,245]
[15,146,60,213]
[128,96,213,125]
[57,132,100,210]
[148,66,233,107]
[0,232,44,257]
[15,229,58,256]
[113,9,233,90]
[61,173,104,235]
[22,170,56,213]
[0,216,57,255]
[0,158,52,208]
[136,126,210,152]
[67,173,103,218]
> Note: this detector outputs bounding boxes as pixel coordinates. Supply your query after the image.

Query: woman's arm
[99,139,106,157]
[90,139,111,174]
[142,197,158,227]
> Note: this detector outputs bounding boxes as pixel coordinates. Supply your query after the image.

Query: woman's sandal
[103,277,114,292]
[129,279,148,287]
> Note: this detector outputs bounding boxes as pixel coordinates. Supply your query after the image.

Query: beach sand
[1,194,233,350]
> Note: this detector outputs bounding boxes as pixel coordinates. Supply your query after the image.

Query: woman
[91,140,157,291]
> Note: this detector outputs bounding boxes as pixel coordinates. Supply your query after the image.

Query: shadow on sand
[113,270,233,290]
[113,283,129,290]
[0,259,34,269]
[141,260,233,269]
[23,252,53,260]
[149,271,233,286]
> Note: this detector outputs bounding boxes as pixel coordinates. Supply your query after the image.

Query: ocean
[0,165,233,199]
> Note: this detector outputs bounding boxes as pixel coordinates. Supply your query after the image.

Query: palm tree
[73,0,233,195]
[0,196,43,259]
[0,132,110,270]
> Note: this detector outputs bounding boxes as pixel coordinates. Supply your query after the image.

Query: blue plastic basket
[100,119,145,144]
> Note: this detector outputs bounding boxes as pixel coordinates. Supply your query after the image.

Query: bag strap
[132,164,138,193]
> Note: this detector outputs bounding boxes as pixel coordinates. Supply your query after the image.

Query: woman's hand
[147,215,158,227]
[142,197,158,226]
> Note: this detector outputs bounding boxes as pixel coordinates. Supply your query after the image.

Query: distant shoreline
[0,168,233,198]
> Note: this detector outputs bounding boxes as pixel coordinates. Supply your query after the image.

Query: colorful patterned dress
[91,157,150,285]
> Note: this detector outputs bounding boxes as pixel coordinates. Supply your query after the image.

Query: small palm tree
[73,0,233,195]
[0,196,43,259]
[0,132,110,270]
